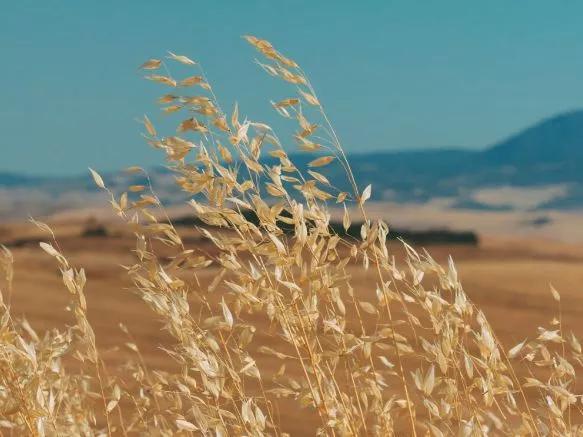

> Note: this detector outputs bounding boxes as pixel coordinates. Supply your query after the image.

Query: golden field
[3,216,583,434]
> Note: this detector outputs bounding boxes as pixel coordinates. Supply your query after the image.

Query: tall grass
[1,36,582,436]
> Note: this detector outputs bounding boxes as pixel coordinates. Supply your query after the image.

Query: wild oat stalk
[1,36,582,436]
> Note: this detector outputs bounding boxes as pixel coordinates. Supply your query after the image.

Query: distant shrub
[81,217,109,238]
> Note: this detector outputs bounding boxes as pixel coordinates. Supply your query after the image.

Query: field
[3,216,583,434]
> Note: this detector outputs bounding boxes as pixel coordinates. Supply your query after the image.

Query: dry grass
[1,36,583,436]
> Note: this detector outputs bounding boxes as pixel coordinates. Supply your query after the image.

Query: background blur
[5,4,583,434]
[3,5,583,433]
[3,1,583,243]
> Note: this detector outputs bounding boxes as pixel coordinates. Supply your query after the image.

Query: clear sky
[2,0,583,175]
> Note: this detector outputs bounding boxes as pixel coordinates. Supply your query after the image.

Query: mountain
[342,109,583,207]
[2,108,583,218]
[0,172,42,187]
[484,109,583,167]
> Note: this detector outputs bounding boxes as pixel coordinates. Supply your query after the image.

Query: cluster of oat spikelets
[1,36,583,436]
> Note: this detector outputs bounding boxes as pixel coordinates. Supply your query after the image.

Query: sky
[2,0,583,175]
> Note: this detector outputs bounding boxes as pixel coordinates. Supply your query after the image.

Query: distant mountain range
[2,109,583,218]
[313,109,583,209]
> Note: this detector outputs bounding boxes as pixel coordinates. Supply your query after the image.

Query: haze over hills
[484,109,583,166]
[325,109,583,209]
[2,109,583,218]
[269,109,583,210]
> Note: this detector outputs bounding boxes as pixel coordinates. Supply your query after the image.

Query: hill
[345,109,583,207]
[0,172,42,187]
[484,109,583,167]
[2,109,583,218]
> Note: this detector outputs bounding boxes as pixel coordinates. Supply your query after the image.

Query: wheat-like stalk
[0,36,582,436]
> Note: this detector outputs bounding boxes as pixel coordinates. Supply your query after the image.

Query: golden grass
[1,36,582,436]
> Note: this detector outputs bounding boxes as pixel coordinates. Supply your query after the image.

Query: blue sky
[2,1,583,175]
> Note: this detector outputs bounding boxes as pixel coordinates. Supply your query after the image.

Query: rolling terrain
[2,108,582,427]
[2,108,583,432]
[3,109,583,220]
